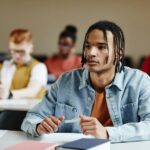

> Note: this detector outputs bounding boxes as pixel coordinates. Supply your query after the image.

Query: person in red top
[45,25,81,82]
[141,55,150,76]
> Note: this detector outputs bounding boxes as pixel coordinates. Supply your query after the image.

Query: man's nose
[13,52,21,58]
[87,47,97,57]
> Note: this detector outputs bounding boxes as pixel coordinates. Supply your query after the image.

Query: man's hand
[80,115,108,139]
[0,84,10,99]
[37,116,65,134]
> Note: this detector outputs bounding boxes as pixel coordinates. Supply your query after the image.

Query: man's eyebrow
[85,42,107,45]
[96,42,107,45]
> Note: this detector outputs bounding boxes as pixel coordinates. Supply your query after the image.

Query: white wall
[0,0,150,62]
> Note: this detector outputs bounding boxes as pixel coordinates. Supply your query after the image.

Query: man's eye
[85,45,90,49]
[98,45,107,50]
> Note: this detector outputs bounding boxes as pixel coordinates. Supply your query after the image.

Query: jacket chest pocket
[55,102,79,120]
[121,102,138,123]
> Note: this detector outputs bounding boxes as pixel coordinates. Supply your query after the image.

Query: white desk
[0,99,40,111]
[0,130,150,150]
[0,131,93,149]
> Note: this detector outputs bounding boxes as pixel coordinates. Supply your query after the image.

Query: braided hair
[82,21,125,72]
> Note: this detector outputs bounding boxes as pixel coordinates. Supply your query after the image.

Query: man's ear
[113,48,124,65]
[119,48,124,60]
[116,48,124,60]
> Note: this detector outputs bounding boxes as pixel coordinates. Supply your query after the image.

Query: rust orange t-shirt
[91,91,113,126]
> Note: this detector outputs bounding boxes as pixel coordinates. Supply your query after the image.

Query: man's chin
[87,66,101,72]
[87,66,109,73]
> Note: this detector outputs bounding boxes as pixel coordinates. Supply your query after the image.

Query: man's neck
[89,67,116,92]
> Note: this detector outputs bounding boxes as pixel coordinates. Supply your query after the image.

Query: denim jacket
[21,67,150,143]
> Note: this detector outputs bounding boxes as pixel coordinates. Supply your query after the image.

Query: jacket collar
[106,70,124,91]
[79,68,124,91]
[79,68,89,90]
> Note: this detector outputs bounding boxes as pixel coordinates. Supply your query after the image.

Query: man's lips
[87,60,99,65]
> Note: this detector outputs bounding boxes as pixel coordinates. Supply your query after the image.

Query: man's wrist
[35,123,41,136]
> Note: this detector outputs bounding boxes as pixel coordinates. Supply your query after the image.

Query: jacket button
[72,107,77,112]
[88,97,91,101]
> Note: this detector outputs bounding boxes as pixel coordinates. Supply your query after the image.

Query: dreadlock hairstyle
[82,20,125,72]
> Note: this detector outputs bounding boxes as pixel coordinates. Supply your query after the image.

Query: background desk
[0,130,150,150]
[0,99,40,111]
[0,99,40,130]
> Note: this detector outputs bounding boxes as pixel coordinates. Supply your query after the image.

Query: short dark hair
[82,20,125,72]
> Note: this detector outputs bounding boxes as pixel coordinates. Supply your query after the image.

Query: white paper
[0,130,8,138]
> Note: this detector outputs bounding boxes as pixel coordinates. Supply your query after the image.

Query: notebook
[5,140,58,150]
[55,138,110,150]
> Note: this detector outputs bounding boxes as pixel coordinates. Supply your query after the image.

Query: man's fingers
[45,117,58,131]
[80,120,94,126]
[49,116,61,126]
[41,121,53,133]
[80,115,94,122]
[58,116,65,121]
[37,116,65,135]
[80,120,96,133]
[49,116,65,126]
[81,124,96,132]
[38,124,49,134]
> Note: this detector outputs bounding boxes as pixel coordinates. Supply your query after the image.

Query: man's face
[84,29,116,73]
[9,42,33,64]
[58,37,74,57]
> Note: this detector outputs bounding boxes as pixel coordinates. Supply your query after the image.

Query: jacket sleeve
[106,74,150,143]
[21,77,60,136]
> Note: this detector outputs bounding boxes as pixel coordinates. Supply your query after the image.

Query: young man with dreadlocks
[22,21,150,143]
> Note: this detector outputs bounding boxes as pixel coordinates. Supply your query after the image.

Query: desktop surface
[0,130,150,150]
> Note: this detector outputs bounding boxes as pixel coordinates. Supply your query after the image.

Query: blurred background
[0,0,150,67]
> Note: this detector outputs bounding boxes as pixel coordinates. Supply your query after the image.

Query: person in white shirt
[0,29,47,99]
[0,29,47,130]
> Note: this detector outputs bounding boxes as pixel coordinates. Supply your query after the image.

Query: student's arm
[80,74,150,143]
[12,63,47,99]
[80,115,108,139]
[36,116,64,134]
[106,74,150,143]
[12,80,43,99]
[21,76,62,136]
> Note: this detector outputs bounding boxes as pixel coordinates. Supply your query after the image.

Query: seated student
[0,29,47,130]
[0,29,47,99]
[45,25,81,82]
[21,21,150,143]
[141,55,150,76]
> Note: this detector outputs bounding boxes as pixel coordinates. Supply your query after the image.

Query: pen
[63,117,80,124]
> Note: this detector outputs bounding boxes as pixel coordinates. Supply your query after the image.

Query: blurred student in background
[0,29,47,130]
[45,25,81,82]
[0,29,47,99]
[141,55,150,76]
